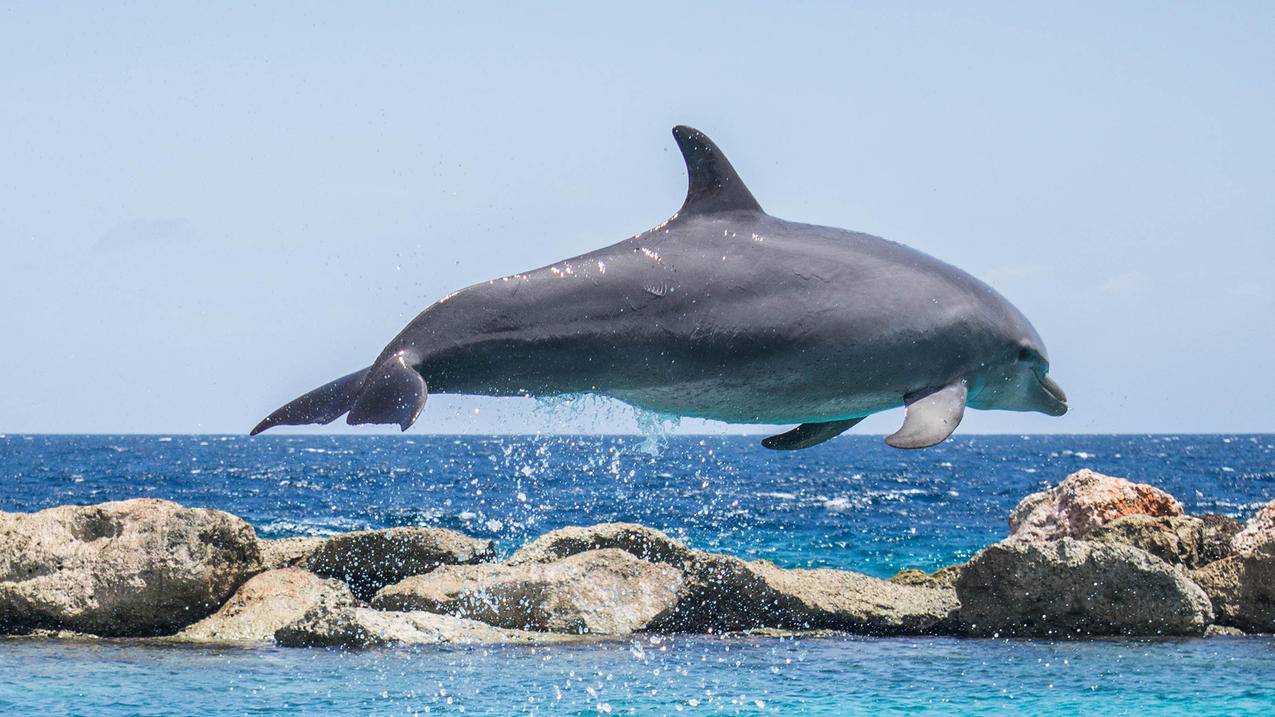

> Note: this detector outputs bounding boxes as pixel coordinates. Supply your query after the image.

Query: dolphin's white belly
[608,380,901,424]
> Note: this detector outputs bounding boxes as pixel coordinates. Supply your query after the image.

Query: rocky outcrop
[507,523,697,566]
[259,536,326,571]
[372,549,683,635]
[1190,552,1275,634]
[1008,469,1183,542]
[274,606,581,648]
[889,565,964,590]
[0,499,260,636]
[1083,514,1240,569]
[306,528,495,600]
[956,538,1213,637]
[1232,501,1275,556]
[177,568,355,643]
[508,524,956,635]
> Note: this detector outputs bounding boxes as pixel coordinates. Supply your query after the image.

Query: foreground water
[1,433,1273,714]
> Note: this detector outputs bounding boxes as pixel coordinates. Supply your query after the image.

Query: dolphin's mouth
[1036,374,1069,416]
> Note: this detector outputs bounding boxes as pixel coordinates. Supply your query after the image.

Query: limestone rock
[1191,552,1275,634]
[889,565,964,590]
[274,606,581,648]
[507,523,955,635]
[1232,501,1275,556]
[372,549,682,635]
[956,538,1213,637]
[0,499,260,636]
[1008,469,1183,542]
[1083,514,1240,569]
[259,536,326,571]
[306,527,494,599]
[507,523,697,566]
[177,568,355,643]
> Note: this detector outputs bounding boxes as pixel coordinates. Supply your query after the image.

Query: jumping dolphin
[251,126,1067,449]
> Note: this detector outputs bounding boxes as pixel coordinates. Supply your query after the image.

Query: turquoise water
[1,434,1274,714]
[3,635,1274,715]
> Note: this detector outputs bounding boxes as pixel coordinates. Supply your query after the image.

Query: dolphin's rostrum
[252,126,1067,449]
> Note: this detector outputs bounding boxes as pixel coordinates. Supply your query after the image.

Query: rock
[1232,501,1275,556]
[1083,514,1240,569]
[259,536,326,571]
[372,549,682,635]
[177,568,355,643]
[1205,624,1245,637]
[1190,552,1275,633]
[274,606,582,648]
[746,562,959,635]
[508,524,955,635]
[507,523,697,566]
[306,527,494,600]
[0,499,260,636]
[1008,469,1183,542]
[956,538,1213,637]
[889,565,964,590]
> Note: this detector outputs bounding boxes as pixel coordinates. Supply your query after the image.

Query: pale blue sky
[2,2,1272,435]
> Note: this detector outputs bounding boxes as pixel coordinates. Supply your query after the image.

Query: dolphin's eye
[1018,347,1036,362]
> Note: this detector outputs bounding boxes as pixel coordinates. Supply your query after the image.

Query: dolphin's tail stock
[250,353,428,435]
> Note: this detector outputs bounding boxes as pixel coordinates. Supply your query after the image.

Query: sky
[1,2,1272,435]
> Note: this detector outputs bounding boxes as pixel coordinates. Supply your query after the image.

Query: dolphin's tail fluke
[251,352,429,436]
[249,367,371,436]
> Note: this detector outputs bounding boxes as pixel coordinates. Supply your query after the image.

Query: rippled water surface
[1,433,1273,714]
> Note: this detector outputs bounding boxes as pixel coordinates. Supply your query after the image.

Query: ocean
[1,433,1273,715]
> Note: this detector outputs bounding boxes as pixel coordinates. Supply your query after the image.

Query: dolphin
[251,126,1067,449]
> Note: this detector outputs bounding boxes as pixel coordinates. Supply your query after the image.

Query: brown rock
[508,524,955,635]
[1190,552,1275,633]
[1008,469,1183,542]
[889,565,964,590]
[274,606,582,648]
[956,538,1213,637]
[0,499,260,636]
[507,523,697,566]
[306,527,494,599]
[1083,514,1240,569]
[372,549,682,635]
[259,536,326,571]
[1232,501,1275,556]
[177,568,355,643]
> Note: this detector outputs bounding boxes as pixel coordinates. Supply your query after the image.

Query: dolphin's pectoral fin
[762,418,864,451]
[672,125,764,216]
[885,380,968,449]
[250,367,371,436]
[346,352,428,432]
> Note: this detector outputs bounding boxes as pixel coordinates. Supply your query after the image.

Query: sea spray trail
[1,435,1271,577]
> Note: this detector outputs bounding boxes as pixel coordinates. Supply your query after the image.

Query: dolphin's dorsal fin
[672,125,763,216]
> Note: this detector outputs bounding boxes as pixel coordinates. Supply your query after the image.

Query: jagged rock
[1232,501,1275,556]
[306,527,494,600]
[508,524,955,634]
[889,565,964,590]
[372,549,682,635]
[1190,552,1275,634]
[177,568,355,643]
[259,536,326,571]
[0,499,260,636]
[956,538,1213,637]
[274,606,582,648]
[1083,514,1240,569]
[1205,624,1245,637]
[1008,469,1183,542]
[507,523,697,566]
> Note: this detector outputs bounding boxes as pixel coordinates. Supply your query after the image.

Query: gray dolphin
[251,126,1067,449]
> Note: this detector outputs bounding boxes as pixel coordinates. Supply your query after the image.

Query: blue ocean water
[1,433,1274,715]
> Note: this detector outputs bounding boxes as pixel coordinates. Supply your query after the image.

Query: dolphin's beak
[1035,374,1068,416]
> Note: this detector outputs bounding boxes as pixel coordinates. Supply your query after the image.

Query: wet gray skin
[252,126,1066,450]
